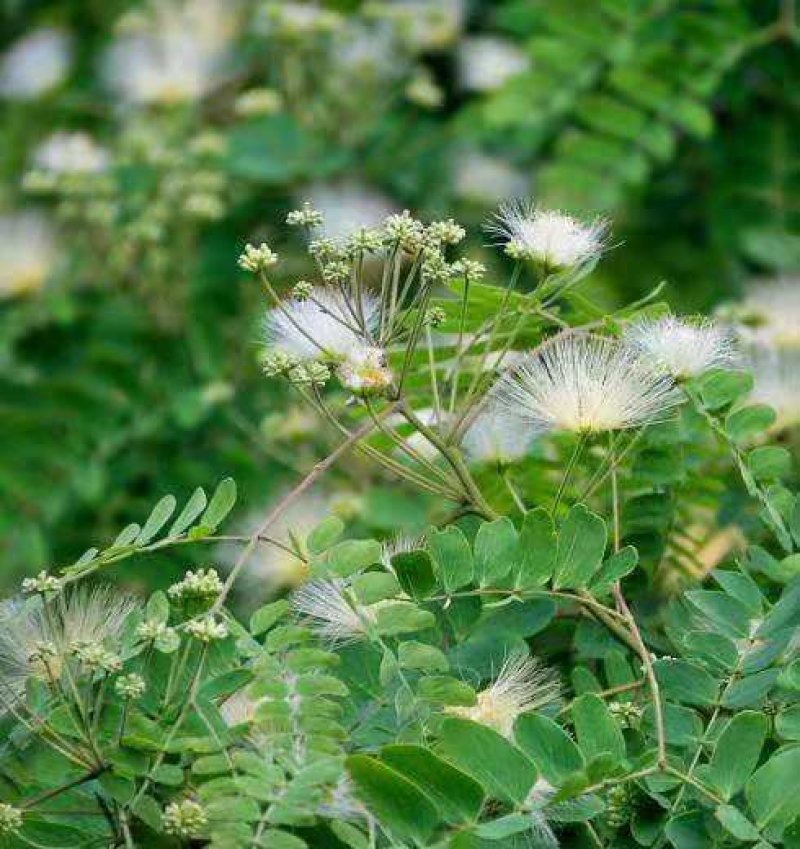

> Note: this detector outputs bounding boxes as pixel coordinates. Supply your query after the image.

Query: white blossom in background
[447,653,562,738]
[495,334,680,435]
[303,181,396,242]
[462,404,534,465]
[32,132,110,176]
[457,36,529,92]
[453,150,529,205]
[103,0,240,105]
[260,2,343,36]
[623,315,737,380]
[0,28,72,100]
[338,345,393,394]
[487,200,608,269]
[0,212,57,299]
[219,689,259,726]
[748,346,800,430]
[734,278,800,348]
[264,286,379,360]
[292,579,374,644]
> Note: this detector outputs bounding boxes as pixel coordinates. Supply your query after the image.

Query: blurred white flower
[447,653,562,738]
[380,0,465,50]
[303,181,397,242]
[264,286,379,360]
[735,278,800,349]
[487,201,608,269]
[0,28,72,100]
[104,0,240,105]
[748,346,800,430]
[0,212,57,299]
[495,334,680,435]
[457,36,529,92]
[453,151,529,205]
[292,579,374,644]
[33,132,110,176]
[462,405,534,465]
[623,315,737,380]
[338,345,393,394]
[219,689,259,726]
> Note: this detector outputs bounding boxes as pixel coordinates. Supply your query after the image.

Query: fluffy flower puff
[462,404,534,465]
[623,315,737,380]
[338,345,393,394]
[457,36,529,92]
[33,131,110,176]
[487,200,608,270]
[292,579,375,644]
[447,653,562,738]
[103,0,240,105]
[0,28,72,100]
[0,586,136,710]
[264,286,379,361]
[495,334,680,435]
[0,212,57,299]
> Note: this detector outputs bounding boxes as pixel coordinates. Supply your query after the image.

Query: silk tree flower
[623,315,737,380]
[456,36,529,92]
[0,28,72,100]
[454,151,529,205]
[447,653,562,738]
[734,278,800,348]
[337,345,393,394]
[32,132,110,176]
[495,334,680,436]
[302,181,396,242]
[0,587,136,710]
[748,346,800,430]
[292,579,375,644]
[264,286,379,361]
[103,0,240,105]
[462,404,535,465]
[487,200,608,270]
[0,212,57,299]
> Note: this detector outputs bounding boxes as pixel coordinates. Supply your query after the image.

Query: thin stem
[500,467,526,514]
[553,433,587,514]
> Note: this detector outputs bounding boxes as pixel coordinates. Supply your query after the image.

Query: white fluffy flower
[292,579,374,644]
[623,315,737,379]
[0,212,57,299]
[0,28,72,100]
[462,405,534,465]
[303,181,396,242]
[0,587,136,710]
[735,278,800,348]
[454,151,529,205]
[104,0,239,105]
[487,201,608,269]
[457,36,529,92]
[748,346,800,430]
[495,334,680,435]
[33,132,110,175]
[448,653,562,738]
[338,345,393,394]
[264,286,379,360]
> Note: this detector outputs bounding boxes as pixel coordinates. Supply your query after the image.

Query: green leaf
[746,747,800,830]
[437,717,537,804]
[307,516,344,554]
[392,550,436,599]
[708,711,768,801]
[169,487,207,536]
[725,405,777,443]
[350,572,401,604]
[113,523,141,548]
[321,539,382,578]
[428,526,474,592]
[474,517,518,586]
[515,508,556,588]
[653,659,719,706]
[590,546,638,594]
[347,755,439,844]
[473,813,532,839]
[145,590,170,625]
[255,831,307,849]
[136,495,176,545]
[417,676,476,706]
[748,446,792,482]
[374,602,435,636]
[201,477,237,530]
[514,713,585,784]
[553,504,607,589]
[697,369,753,411]
[571,694,625,763]
[398,641,449,672]
[715,805,761,842]
[380,745,485,824]
[250,600,290,636]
